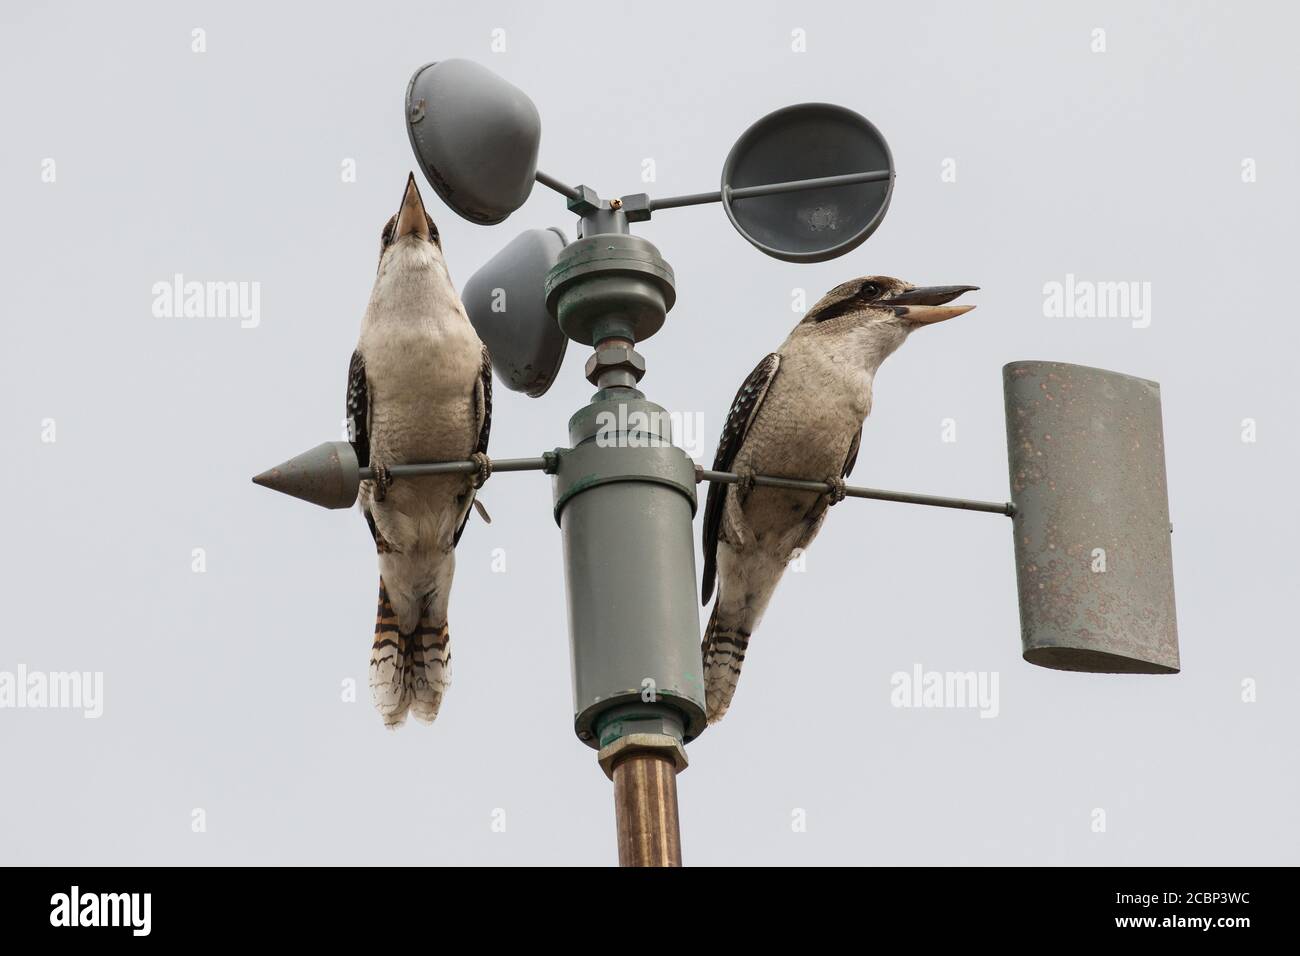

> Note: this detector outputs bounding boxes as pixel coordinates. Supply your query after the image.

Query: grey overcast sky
[1,0,1296,865]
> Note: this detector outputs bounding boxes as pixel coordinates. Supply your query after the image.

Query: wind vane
[254,58,1179,866]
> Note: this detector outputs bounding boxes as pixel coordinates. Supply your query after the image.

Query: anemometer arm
[535,167,895,221]
[645,168,894,213]
[535,170,583,202]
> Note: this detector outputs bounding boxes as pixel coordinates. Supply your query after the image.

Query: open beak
[889,285,979,325]
[394,172,432,241]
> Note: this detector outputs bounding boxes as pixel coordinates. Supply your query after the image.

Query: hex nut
[584,345,647,386]
[597,732,689,780]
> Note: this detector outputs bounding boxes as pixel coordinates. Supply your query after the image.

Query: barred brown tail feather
[369,578,452,728]
[407,611,451,724]
[701,604,750,724]
[370,579,411,728]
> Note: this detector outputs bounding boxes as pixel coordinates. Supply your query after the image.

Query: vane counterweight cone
[252,441,361,510]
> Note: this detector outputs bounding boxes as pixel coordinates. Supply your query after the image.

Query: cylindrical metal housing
[544,234,676,345]
[1003,361,1179,673]
[552,397,708,746]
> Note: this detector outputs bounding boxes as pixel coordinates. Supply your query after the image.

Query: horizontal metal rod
[354,454,1011,516]
[649,169,893,211]
[358,456,552,481]
[698,469,1014,516]
[730,168,894,200]
[649,189,722,210]
[535,170,583,202]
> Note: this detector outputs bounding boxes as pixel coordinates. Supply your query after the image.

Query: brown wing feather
[841,426,862,480]
[473,345,492,457]
[453,346,493,547]
[701,353,780,605]
[346,349,386,548]
[346,349,370,467]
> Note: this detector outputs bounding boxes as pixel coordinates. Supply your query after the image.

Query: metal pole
[546,224,703,868]
[612,753,682,867]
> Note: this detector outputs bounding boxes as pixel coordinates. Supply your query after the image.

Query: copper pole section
[612,753,682,867]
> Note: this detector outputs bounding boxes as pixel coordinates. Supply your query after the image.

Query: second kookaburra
[701,276,978,724]
[347,173,492,729]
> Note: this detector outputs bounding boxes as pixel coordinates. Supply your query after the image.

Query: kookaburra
[700,276,978,723]
[346,173,492,729]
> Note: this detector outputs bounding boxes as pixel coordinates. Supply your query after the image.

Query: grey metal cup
[462,227,569,397]
[721,103,894,263]
[1003,361,1179,674]
[405,59,541,224]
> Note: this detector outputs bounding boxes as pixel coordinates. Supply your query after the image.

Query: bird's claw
[470,452,492,489]
[824,475,847,506]
[372,463,392,502]
[735,467,757,499]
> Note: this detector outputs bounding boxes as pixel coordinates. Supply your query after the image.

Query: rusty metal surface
[1003,361,1179,674]
[611,752,682,867]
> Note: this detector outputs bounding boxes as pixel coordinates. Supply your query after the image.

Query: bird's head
[376,172,445,276]
[796,275,978,369]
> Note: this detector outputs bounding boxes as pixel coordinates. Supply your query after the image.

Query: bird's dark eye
[858,282,882,300]
[381,216,396,247]
[425,214,440,246]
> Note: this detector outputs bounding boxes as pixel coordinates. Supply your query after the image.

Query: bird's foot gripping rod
[251,445,1014,518]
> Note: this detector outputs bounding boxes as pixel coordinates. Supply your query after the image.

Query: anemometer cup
[463,228,571,397]
[721,103,895,263]
[405,59,541,225]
